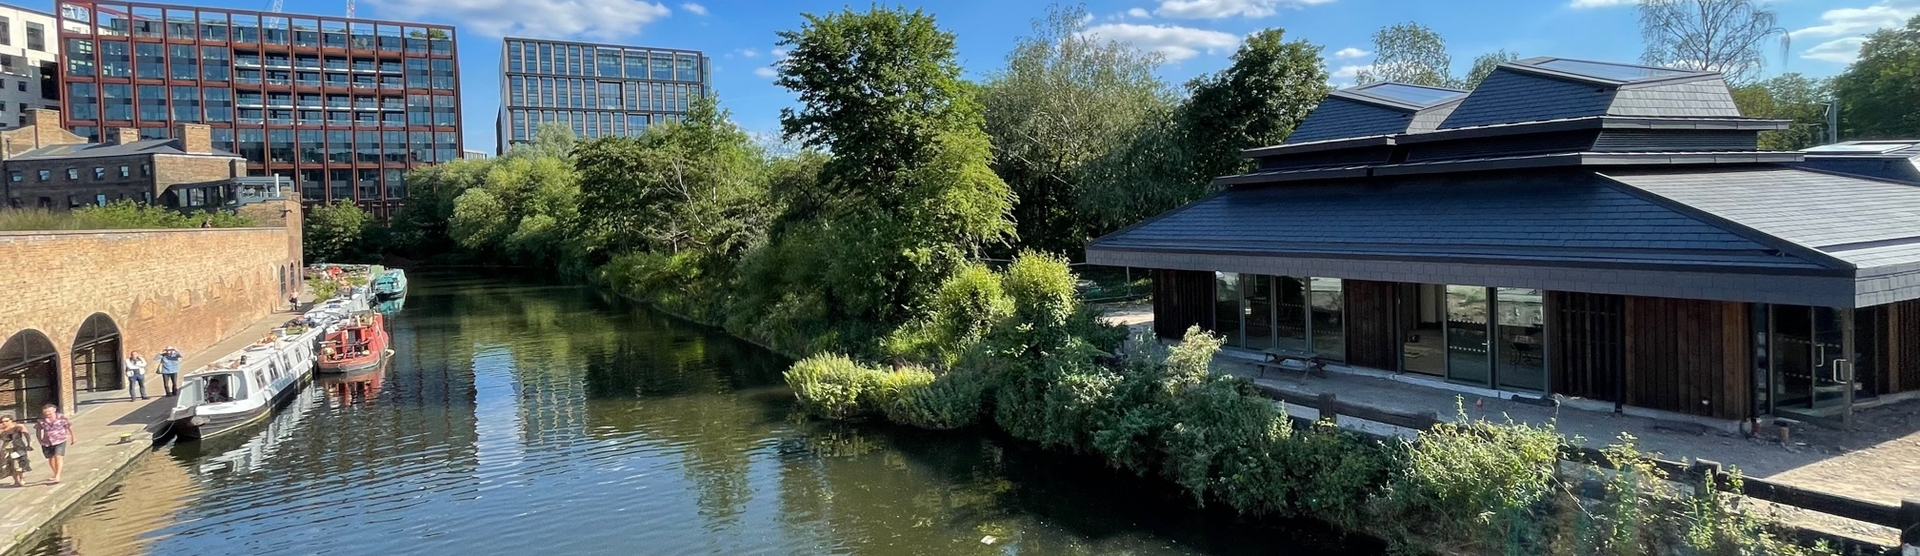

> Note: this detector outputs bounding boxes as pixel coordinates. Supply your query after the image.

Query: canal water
[24,272,1381,556]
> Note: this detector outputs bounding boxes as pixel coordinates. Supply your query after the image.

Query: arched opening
[0,329,60,421]
[71,313,123,394]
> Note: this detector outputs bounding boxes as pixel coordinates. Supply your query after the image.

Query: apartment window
[298,130,323,163]
[202,13,228,41]
[676,55,698,82]
[65,168,78,180]
[567,46,582,75]
[211,129,234,153]
[171,86,200,122]
[202,47,230,81]
[6,171,18,182]
[509,76,523,106]
[358,169,379,200]
[93,167,105,180]
[384,131,405,162]
[269,129,293,163]
[356,131,378,163]
[598,50,621,77]
[119,165,129,178]
[69,83,99,120]
[104,84,133,121]
[141,163,151,177]
[405,57,428,88]
[434,131,457,162]
[25,23,43,52]
[170,45,197,80]
[410,131,430,162]
[327,130,351,163]
[386,169,405,199]
[137,85,167,121]
[538,43,552,73]
[135,43,164,79]
[36,169,48,181]
[101,41,130,77]
[329,169,350,200]
[599,82,621,109]
[237,129,264,163]
[67,39,95,76]
[0,17,10,46]
[508,42,522,73]
[204,88,232,122]
[651,54,672,80]
[430,58,454,90]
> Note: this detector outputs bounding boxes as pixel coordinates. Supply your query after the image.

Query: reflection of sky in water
[29,272,1378,556]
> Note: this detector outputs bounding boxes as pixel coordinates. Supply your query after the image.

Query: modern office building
[52,0,461,217]
[496,37,706,154]
[0,3,61,127]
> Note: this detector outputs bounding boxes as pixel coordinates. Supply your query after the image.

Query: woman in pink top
[34,404,71,485]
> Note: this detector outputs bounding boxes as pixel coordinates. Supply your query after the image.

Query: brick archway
[71,312,123,395]
[0,329,60,421]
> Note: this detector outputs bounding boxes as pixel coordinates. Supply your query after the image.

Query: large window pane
[1214,272,1242,347]
[1311,278,1344,362]
[1446,285,1491,386]
[1494,288,1545,392]
[1277,276,1308,351]
[1243,275,1274,351]
[134,42,163,78]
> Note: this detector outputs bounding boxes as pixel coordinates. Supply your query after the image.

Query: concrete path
[0,303,306,555]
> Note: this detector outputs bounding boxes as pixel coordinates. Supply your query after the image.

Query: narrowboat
[372,269,407,300]
[164,325,321,442]
[318,312,389,373]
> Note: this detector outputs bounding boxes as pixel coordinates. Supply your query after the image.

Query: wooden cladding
[1622,297,1751,419]
[1153,269,1213,340]
[1551,292,1626,404]
[1894,299,1920,394]
[1344,279,1398,371]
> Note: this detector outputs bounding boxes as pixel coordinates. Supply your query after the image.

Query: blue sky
[239,0,1912,151]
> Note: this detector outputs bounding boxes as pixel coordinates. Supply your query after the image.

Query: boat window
[204,375,234,403]
[177,378,203,407]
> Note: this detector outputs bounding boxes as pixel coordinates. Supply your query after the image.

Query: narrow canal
[24,271,1381,556]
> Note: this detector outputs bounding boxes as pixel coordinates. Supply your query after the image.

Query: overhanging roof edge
[1593,171,1856,271]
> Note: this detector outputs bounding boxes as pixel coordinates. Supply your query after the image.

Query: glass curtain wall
[1212,273,1342,361]
[1494,288,1546,392]
[1445,285,1491,386]
[1213,272,1241,344]
[1311,279,1344,358]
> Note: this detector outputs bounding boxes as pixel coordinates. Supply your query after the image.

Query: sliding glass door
[1445,285,1491,386]
[1494,288,1547,392]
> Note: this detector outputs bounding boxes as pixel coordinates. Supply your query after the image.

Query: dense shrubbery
[0,201,254,232]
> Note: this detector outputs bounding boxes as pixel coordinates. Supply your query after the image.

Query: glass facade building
[54,1,461,217]
[496,37,706,154]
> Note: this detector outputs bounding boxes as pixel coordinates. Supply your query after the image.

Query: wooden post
[1899,498,1920,550]
[1318,392,1338,425]
[1689,460,1724,494]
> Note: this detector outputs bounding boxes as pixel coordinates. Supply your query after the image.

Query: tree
[305,201,371,263]
[1832,15,1920,139]
[1080,28,1329,232]
[1731,73,1831,150]
[575,94,770,261]
[1637,0,1788,84]
[980,3,1173,256]
[1462,49,1519,87]
[759,5,1016,351]
[511,122,579,160]
[1355,22,1453,88]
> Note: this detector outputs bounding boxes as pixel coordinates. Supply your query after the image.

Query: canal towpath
[0,302,307,555]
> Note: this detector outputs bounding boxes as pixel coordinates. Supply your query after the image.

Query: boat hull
[317,353,384,373]
[165,370,307,442]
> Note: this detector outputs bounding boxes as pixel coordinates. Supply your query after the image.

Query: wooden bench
[1255,348,1326,378]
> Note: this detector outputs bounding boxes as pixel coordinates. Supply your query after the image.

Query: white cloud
[738,48,758,58]
[1330,63,1369,86]
[1127,7,1151,18]
[1793,0,1920,64]
[1567,0,1634,8]
[1803,37,1867,63]
[681,2,707,15]
[379,0,669,40]
[753,66,777,78]
[1152,0,1334,19]
[1079,23,1240,61]
[1333,46,1369,59]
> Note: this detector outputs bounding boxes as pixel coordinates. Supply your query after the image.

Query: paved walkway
[0,303,305,555]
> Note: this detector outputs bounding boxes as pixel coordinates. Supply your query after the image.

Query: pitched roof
[11,139,241,161]
[1603,167,1920,271]
[1794,141,1920,184]
[1437,62,1737,130]
[1283,82,1468,144]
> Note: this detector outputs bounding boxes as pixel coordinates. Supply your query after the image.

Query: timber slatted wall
[1153,270,1214,340]
[1894,298,1920,394]
[1551,292,1626,403]
[1344,279,1399,371]
[1623,297,1751,419]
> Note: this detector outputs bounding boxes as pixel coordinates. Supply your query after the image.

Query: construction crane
[264,0,285,29]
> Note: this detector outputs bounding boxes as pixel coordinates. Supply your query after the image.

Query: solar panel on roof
[1532,59,1693,82]
[1805,142,1920,154]
[1355,83,1465,106]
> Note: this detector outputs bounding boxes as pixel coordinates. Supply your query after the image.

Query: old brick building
[2,108,245,209]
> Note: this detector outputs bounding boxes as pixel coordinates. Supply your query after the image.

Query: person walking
[125,350,149,401]
[0,415,32,487]
[158,346,183,396]
[35,404,70,485]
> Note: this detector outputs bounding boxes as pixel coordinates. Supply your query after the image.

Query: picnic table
[1254,348,1326,378]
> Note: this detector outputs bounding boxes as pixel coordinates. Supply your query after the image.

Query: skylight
[1530,59,1696,83]
[1353,83,1467,107]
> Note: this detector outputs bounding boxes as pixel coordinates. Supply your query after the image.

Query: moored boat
[318,312,389,373]
[164,324,320,442]
[372,268,407,300]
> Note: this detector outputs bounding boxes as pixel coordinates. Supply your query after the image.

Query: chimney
[111,127,140,146]
[25,108,71,150]
[25,109,58,129]
[173,123,212,154]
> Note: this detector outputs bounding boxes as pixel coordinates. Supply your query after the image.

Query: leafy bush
[884,262,1012,369]
[0,202,256,231]
[881,368,987,430]
[1380,407,1564,553]
[785,354,882,420]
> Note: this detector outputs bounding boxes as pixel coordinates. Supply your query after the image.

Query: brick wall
[151,154,240,191]
[0,226,301,411]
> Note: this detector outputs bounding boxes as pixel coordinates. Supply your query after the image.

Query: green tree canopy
[754,5,1016,351]
[305,201,372,263]
[1730,73,1832,150]
[1833,15,1920,139]
[981,2,1173,257]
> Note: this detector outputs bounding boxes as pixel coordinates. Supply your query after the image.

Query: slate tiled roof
[1284,98,1417,144]
[1438,67,1736,130]
[1608,79,1741,118]
[12,139,241,161]
[1603,167,1920,269]
[1092,171,1826,271]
